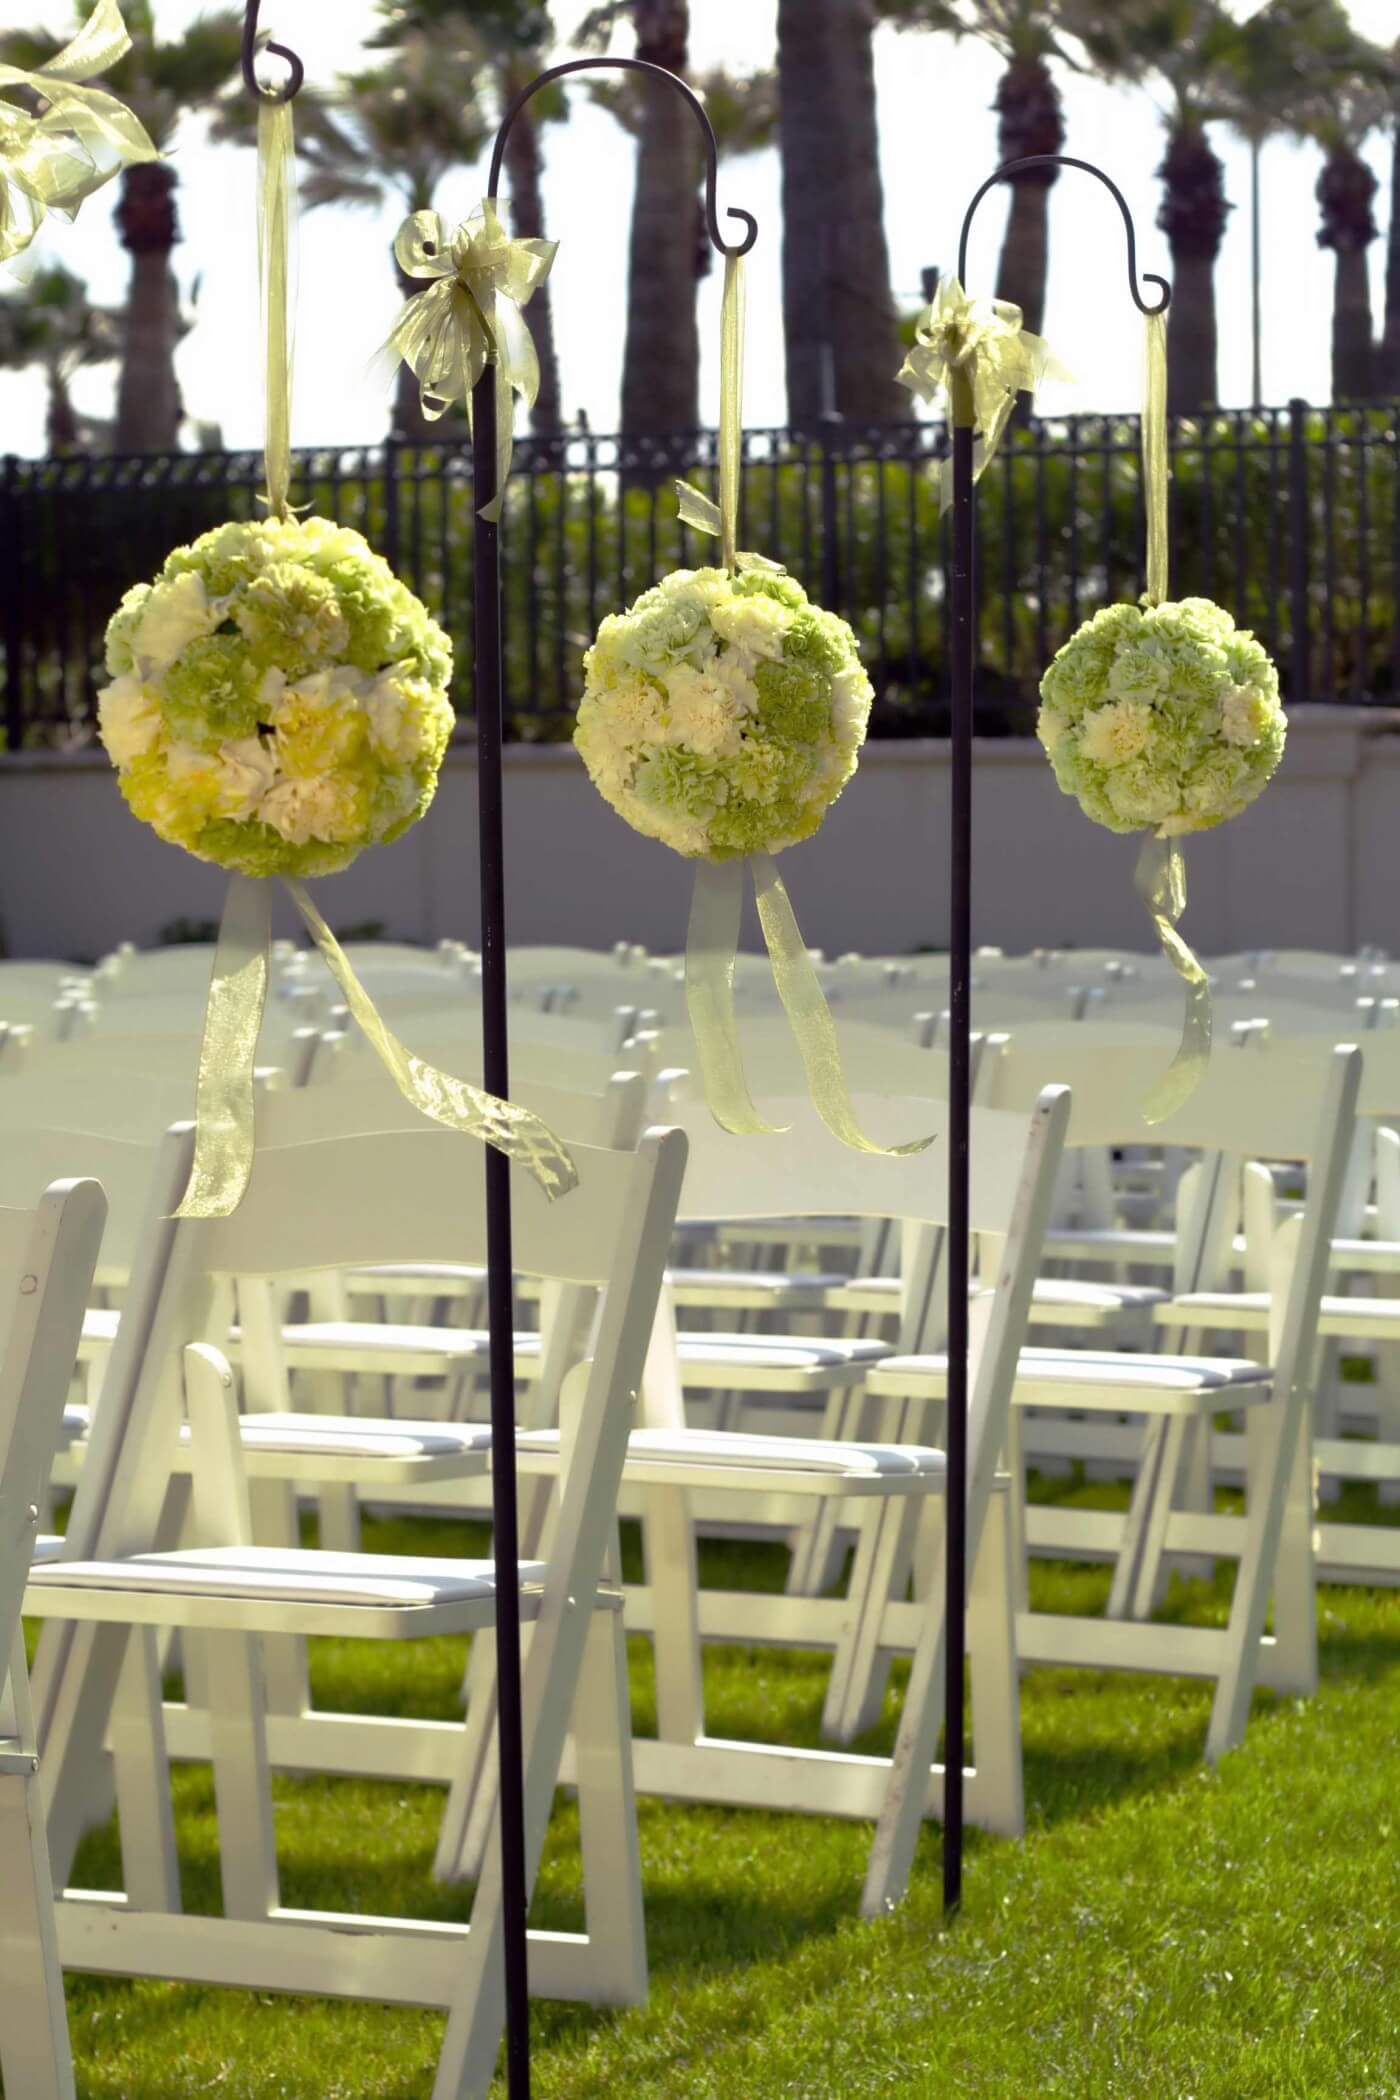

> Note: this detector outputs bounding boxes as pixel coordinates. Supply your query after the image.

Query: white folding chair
[27,1115,686,2100]
[0,1174,105,2100]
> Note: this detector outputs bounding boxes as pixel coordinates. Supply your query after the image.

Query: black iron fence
[4,398,1399,749]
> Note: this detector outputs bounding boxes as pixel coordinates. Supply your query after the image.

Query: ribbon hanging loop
[1142,309,1169,607]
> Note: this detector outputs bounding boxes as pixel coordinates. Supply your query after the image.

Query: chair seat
[1044,1226,1176,1265]
[518,1425,946,1494]
[869,1346,1272,1417]
[672,1333,893,1391]
[30,1544,542,1607]
[665,1266,850,1310]
[33,1534,65,1564]
[1023,1278,1168,1330]
[1162,1289,1400,1340]
[78,1306,120,1357]
[231,1413,494,1461]
[251,1322,543,1379]
[25,1545,573,1639]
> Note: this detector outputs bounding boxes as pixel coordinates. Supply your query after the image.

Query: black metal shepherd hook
[240,0,304,103]
[472,62,755,2100]
[940,154,1171,1923]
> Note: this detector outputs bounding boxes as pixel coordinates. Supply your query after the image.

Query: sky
[0,0,1397,453]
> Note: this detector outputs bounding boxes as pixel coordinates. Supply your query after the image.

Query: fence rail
[4,397,1399,749]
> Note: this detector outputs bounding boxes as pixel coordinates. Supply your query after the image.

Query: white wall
[0,707,1396,963]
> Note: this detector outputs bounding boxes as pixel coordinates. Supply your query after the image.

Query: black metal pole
[472,368,533,2099]
[944,152,1171,1921]
[944,399,975,1917]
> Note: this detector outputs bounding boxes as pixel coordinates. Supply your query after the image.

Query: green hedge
[4,405,1396,749]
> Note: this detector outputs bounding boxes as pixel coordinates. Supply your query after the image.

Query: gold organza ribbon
[383,200,556,521]
[1136,308,1209,1123]
[1142,309,1169,608]
[174,110,576,1218]
[895,275,1062,509]
[175,878,578,1218]
[1135,838,1211,1127]
[676,255,930,1157]
[0,0,157,265]
[257,96,295,521]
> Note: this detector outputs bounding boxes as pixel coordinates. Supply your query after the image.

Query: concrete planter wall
[1,706,1397,963]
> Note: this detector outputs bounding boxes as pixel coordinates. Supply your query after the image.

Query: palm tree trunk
[1157,122,1230,416]
[620,1,700,440]
[1381,120,1400,395]
[47,370,79,455]
[1317,145,1378,404]
[114,163,184,453]
[777,0,907,424]
[501,84,562,437]
[992,54,1064,337]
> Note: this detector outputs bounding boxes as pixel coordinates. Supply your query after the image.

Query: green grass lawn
[41,1478,1400,2100]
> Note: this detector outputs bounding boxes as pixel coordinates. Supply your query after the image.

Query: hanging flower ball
[1037,597,1286,836]
[97,517,455,877]
[574,566,872,860]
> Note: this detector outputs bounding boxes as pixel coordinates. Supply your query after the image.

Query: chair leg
[572,1607,647,2007]
[1128,1416,1186,1621]
[860,1520,947,1920]
[823,1495,919,1745]
[1205,1388,1306,1760]
[247,1479,311,1718]
[786,1386,854,1597]
[110,1627,181,1914]
[964,1488,1023,1840]
[645,1486,704,1749]
[0,1652,75,2100]
[1255,1390,1319,1698]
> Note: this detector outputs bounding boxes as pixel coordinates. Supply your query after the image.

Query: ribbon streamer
[174,876,271,1219]
[672,259,931,1156]
[383,201,556,522]
[257,96,295,520]
[896,275,1063,510]
[684,862,785,1137]
[1135,836,1212,1127]
[175,879,578,1219]
[1142,309,1169,608]
[751,853,934,1156]
[0,0,157,265]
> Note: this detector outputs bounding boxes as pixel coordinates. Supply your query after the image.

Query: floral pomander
[97,516,455,877]
[1037,597,1285,836]
[574,565,872,861]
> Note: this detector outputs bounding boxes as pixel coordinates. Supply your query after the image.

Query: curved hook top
[241,0,304,104]
[957,155,1169,315]
[488,57,757,258]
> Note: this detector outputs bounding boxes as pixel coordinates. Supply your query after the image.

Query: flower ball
[97,517,455,877]
[574,566,872,861]
[1037,597,1285,837]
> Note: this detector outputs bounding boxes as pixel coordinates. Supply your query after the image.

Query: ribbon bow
[383,199,556,521]
[896,275,1061,508]
[0,0,157,267]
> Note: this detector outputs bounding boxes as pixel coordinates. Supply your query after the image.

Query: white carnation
[131,571,217,673]
[96,673,161,765]
[709,593,790,661]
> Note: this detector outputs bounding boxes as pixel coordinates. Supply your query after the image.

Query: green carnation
[97,515,455,878]
[1037,596,1286,838]
[575,560,869,860]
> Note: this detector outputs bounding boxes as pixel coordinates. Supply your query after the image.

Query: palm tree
[876,2,1084,339]
[1382,43,1400,396]
[0,264,123,454]
[0,3,243,453]
[578,2,709,439]
[214,29,492,442]
[776,0,909,425]
[369,1,565,437]
[1068,1,1243,417]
